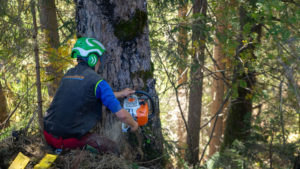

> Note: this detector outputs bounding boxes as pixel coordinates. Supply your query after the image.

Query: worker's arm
[115,109,138,132]
[95,80,138,131]
[114,88,135,99]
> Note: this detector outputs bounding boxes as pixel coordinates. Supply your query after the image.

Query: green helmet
[71,37,106,67]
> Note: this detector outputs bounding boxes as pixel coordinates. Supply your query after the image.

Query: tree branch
[199,89,232,165]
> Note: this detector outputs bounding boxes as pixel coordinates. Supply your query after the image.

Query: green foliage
[149,0,299,167]
[0,0,75,139]
[0,0,7,16]
[206,139,298,169]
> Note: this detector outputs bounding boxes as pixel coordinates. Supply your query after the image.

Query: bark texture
[31,0,44,141]
[39,0,63,97]
[208,2,227,157]
[176,1,188,164]
[177,1,188,85]
[74,0,163,162]
[186,0,207,165]
[0,82,8,123]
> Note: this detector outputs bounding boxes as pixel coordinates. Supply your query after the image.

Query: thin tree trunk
[279,80,286,145]
[177,1,188,164]
[0,82,8,123]
[31,0,44,140]
[177,1,188,85]
[269,132,274,169]
[74,0,163,162]
[186,0,207,165]
[39,0,63,97]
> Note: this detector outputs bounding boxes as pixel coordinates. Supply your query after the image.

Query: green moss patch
[114,9,147,41]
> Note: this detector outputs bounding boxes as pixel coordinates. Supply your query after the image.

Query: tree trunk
[186,0,207,165]
[31,0,45,142]
[222,1,261,149]
[208,2,227,157]
[177,1,188,85]
[176,1,188,164]
[0,82,8,123]
[74,0,163,162]
[39,0,63,97]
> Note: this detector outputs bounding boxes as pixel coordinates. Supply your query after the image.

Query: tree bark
[176,1,188,164]
[208,2,227,157]
[177,1,188,85]
[0,82,8,123]
[31,0,44,141]
[39,0,63,97]
[186,0,207,165]
[74,0,163,162]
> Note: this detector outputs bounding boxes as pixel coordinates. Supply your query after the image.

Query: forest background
[0,0,299,168]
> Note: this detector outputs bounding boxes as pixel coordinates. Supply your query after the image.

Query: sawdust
[55,149,131,169]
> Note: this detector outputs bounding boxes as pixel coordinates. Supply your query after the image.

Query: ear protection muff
[71,51,78,58]
[87,53,98,67]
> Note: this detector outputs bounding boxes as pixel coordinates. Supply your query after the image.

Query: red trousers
[43,130,119,154]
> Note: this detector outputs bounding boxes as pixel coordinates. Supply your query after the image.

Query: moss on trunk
[114,9,147,41]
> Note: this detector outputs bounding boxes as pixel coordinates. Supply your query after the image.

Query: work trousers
[43,130,119,154]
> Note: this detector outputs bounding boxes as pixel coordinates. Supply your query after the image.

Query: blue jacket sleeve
[95,80,122,113]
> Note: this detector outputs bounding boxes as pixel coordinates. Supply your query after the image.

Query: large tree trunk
[186,0,207,165]
[208,2,227,157]
[39,0,63,97]
[222,1,261,149]
[0,82,8,123]
[74,0,163,162]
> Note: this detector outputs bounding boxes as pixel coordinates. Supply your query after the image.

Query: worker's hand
[130,121,139,132]
[116,88,135,98]
[116,109,138,132]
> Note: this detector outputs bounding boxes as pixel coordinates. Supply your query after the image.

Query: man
[43,37,138,154]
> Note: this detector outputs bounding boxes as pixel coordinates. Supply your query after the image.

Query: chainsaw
[122,91,155,132]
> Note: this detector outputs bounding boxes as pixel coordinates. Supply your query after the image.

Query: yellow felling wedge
[9,152,30,169]
[34,154,58,169]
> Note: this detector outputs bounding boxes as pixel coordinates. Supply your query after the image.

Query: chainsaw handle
[134,91,155,119]
[122,123,130,133]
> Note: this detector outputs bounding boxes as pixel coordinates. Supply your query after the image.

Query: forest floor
[0,134,153,169]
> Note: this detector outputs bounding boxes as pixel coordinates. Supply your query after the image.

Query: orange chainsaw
[122,91,155,132]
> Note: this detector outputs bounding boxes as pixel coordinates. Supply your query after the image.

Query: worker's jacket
[44,62,102,139]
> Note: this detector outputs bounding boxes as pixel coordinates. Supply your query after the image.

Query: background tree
[208,0,230,157]
[176,0,189,163]
[222,0,262,149]
[186,0,207,165]
[31,0,44,139]
[0,82,8,123]
[177,0,188,85]
[39,0,63,97]
[74,0,163,161]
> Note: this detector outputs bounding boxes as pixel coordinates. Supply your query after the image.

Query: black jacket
[44,63,102,138]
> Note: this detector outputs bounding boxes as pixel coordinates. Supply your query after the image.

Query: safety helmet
[71,37,106,67]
